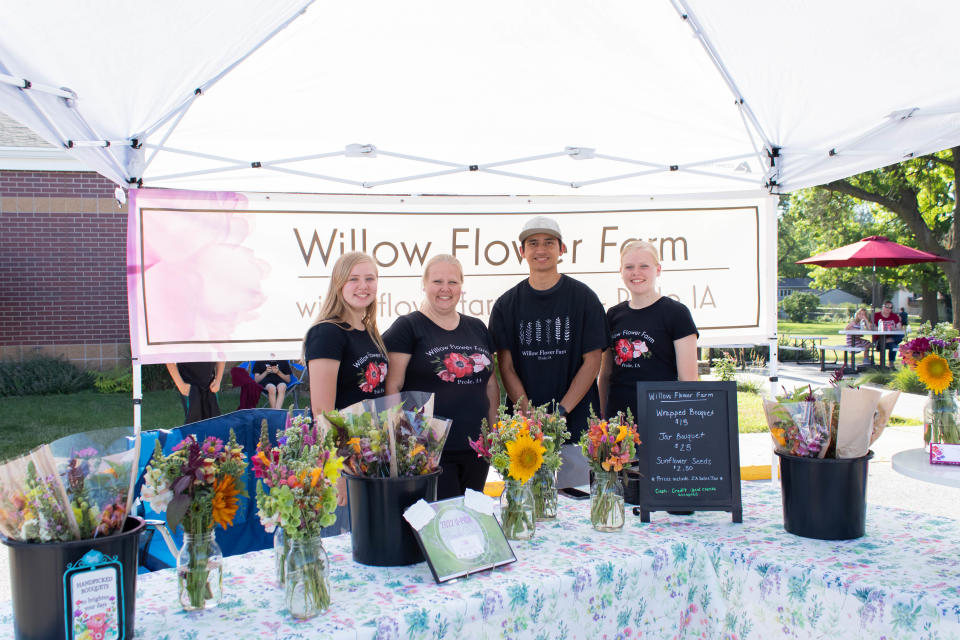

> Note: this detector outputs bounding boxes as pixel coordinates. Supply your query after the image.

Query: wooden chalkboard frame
[633,381,742,523]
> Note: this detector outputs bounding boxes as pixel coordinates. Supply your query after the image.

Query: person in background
[166,362,225,424]
[873,300,903,363]
[899,306,909,328]
[845,308,873,349]
[303,251,388,524]
[598,240,699,421]
[252,360,292,409]
[384,254,499,499]
[489,216,608,489]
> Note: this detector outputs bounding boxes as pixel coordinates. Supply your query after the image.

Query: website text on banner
[127,190,775,364]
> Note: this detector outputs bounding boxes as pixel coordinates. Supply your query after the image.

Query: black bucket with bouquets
[345,471,440,566]
[777,450,873,540]
[1,516,145,640]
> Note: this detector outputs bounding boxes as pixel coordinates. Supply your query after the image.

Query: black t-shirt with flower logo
[489,275,608,442]
[304,322,387,410]
[383,311,494,452]
[605,297,699,418]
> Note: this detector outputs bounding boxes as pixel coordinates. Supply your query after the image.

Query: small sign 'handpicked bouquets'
[469,404,547,540]
[254,414,342,619]
[578,410,640,531]
[141,430,248,611]
[900,322,960,460]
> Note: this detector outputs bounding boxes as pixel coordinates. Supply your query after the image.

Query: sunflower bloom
[505,432,546,484]
[212,475,240,529]
[917,353,954,393]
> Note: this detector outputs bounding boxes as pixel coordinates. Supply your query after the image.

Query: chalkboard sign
[633,381,742,523]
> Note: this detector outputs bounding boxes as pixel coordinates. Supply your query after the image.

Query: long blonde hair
[303,252,386,359]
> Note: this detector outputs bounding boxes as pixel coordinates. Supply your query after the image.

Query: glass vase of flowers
[469,403,548,540]
[141,430,248,611]
[578,410,640,532]
[527,404,569,521]
[900,322,960,446]
[254,414,342,619]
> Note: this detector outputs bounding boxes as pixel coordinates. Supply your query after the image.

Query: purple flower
[73,447,98,458]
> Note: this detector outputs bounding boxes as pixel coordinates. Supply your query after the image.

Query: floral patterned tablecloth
[1,482,959,639]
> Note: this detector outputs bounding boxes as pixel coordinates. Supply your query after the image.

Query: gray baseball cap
[518,216,562,243]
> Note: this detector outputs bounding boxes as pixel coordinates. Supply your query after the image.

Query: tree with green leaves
[819,148,957,326]
[779,291,819,322]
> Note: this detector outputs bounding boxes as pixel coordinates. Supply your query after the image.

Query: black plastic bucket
[1,515,144,640]
[777,451,873,540]
[345,472,439,566]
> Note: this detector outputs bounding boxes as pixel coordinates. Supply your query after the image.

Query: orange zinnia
[212,475,240,529]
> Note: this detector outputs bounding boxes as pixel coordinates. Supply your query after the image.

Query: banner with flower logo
[128,189,776,363]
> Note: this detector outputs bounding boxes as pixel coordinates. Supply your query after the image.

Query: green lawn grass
[777,320,846,337]
[0,388,281,461]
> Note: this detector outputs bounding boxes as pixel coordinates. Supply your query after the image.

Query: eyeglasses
[883,305,892,309]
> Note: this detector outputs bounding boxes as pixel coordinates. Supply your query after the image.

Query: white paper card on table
[930,443,960,465]
[463,488,495,515]
[403,499,437,531]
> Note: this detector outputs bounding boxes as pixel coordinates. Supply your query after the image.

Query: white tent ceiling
[2,0,960,196]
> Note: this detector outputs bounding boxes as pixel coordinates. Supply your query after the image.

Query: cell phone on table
[559,487,590,500]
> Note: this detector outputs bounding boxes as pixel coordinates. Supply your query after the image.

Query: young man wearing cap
[489,216,608,488]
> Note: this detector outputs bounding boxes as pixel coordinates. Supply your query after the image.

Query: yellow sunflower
[212,475,240,529]
[504,432,546,484]
[917,353,954,394]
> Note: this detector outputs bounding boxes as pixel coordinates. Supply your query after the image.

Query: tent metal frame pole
[136,0,315,143]
[670,0,774,153]
[143,102,196,173]
[0,73,76,99]
[575,168,665,188]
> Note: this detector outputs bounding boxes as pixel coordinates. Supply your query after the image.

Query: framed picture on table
[404,493,516,583]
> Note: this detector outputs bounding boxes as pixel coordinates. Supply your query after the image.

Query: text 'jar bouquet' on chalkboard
[578,410,641,532]
[469,404,552,540]
[253,414,343,619]
[762,376,898,460]
[324,391,452,478]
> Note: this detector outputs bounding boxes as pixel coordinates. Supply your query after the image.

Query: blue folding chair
[134,409,301,572]
[238,360,306,409]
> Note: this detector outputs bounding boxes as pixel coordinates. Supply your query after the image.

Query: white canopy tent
[3,1,959,436]
[2,1,960,196]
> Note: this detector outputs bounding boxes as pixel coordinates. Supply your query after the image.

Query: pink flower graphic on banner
[137,193,271,350]
[469,352,491,372]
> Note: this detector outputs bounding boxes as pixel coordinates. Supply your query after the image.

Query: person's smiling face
[341,261,378,312]
[620,247,661,297]
[521,233,563,273]
[423,261,462,315]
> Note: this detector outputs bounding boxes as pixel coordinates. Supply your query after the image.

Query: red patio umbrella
[797,236,953,309]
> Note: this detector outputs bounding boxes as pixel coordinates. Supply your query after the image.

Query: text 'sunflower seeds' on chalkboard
[634,381,742,523]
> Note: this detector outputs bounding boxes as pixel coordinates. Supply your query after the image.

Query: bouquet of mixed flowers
[324,392,451,478]
[900,322,960,445]
[470,404,548,538]
[762,374,899,459]
[141,430,247,609]
[254,415,343,537]
[578,410,641,529]
[0,427,139,543]
[254,414,342,615]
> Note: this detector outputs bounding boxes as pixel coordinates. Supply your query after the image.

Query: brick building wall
[0,170,131,370]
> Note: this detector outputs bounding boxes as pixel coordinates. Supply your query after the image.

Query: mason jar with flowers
[141,431,248,611]
[578,410,641,531]
[900,322,960,447]
[469,405,546,540]
[254,414,342,619]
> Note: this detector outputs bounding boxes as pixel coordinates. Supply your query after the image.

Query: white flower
[141,467,173,512]
[258,510,280,533]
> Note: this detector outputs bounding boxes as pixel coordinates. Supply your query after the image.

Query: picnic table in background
[838,328,905,369]
[780,335,830,363]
